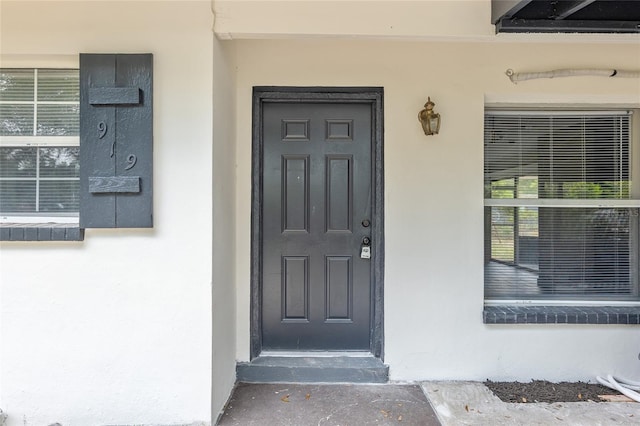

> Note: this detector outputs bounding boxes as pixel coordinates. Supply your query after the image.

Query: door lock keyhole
[361,237,372,259]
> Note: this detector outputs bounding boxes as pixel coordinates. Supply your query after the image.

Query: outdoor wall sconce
[418,97,441,136]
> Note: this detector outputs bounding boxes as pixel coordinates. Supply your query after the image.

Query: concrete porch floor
[217,383,439,425]
[217,381,639,426]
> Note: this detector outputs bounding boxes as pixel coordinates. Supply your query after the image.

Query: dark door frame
[251,86,385,360]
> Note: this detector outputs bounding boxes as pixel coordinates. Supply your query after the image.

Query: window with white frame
[0,68,79,223]
[484,110,640,303]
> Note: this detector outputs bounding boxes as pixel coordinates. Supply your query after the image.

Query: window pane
[491,178,514,199]
[37,69,79,101]
[585,116,629,193]
[39,180,79,212]
[0,104,34,136]
[517,176,538,199]
[39,147,79,177]
[0,180,36,213]
[538,208,633,296]
[0,147,36,177]
[539,115,629,199]
[517,207,539,269]
[36,104,79,136]
[490,207,514,263]
[0,69,34,101]
[485,207,639,300]
[485,113,630,200]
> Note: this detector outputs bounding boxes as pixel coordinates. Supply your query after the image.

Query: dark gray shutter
[79,54,153,228]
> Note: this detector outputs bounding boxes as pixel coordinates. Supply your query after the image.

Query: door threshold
[259,350,374,358]
[237,354,389,383]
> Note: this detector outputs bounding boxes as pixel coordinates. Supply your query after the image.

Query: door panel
[262,102,372,350]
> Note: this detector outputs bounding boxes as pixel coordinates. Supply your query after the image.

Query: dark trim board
[250,87,385,360]
[0,226,84,241]
[493,0,640,34]
[483,305,640,324]
[497,19,640,33]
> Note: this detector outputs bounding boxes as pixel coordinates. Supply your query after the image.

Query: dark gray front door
[261,101,373,350]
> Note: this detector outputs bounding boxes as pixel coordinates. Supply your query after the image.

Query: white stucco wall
[212,33,237,420]
[232,38,640,382]
[0,1,223,425]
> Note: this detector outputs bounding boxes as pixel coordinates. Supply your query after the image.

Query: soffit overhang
[211,0,639,43]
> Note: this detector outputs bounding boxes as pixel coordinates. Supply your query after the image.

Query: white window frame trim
[484,104,640,306]
[485,199,640,208]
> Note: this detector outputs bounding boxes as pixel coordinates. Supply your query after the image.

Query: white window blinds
[0,69,79,218]
[484,111,639,302]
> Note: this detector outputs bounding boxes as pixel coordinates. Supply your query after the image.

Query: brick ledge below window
[483,305,640,325]
[1,223,84,241]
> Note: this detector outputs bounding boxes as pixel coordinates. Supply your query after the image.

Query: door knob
[362,237,371,245]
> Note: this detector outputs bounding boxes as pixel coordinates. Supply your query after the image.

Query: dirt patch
[484,380,621,403]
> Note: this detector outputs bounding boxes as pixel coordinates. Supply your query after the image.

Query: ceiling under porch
[212,0,640,41]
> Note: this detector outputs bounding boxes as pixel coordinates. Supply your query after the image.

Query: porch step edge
[236,356,389,383]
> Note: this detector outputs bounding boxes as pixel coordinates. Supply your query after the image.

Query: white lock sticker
[361,246,371,259]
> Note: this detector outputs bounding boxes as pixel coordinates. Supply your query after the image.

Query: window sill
[483,305,640,325]
[0,223,83,241]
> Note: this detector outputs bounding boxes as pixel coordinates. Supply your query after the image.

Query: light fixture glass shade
[418,97,441,135]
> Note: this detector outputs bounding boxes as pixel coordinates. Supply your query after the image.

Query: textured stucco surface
[232,37,640,382]
[0,2,221,425]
